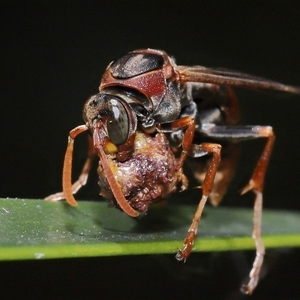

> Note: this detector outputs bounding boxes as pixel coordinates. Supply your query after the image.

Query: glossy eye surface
[105,98,129,145]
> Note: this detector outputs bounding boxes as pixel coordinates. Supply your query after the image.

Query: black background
[1,1,300,299]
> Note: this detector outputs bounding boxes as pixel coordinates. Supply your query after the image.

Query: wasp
[46,49,300,294]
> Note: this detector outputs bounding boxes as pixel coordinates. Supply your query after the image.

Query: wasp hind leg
[240,126,275,294]
[200,123,275,294]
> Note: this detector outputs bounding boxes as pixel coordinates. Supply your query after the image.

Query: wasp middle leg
[176,142,222,261]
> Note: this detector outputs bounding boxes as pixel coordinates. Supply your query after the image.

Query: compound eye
[105,98,129,145]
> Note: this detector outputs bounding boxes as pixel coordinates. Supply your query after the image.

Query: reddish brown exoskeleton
[46,49,300,294]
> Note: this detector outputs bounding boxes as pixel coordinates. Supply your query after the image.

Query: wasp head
[83,93,137,158]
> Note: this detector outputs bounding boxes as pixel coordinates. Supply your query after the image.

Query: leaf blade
[1,198,300,261]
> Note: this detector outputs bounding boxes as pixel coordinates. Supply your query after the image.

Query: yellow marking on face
[104,141,118,154]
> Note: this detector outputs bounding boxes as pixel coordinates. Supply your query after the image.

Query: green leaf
[0,198,299,261]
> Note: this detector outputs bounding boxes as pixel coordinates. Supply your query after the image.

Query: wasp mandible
[46,49,300,294]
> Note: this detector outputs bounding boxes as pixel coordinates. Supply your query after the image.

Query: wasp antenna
[63,125,89,207]
[93,128,139,217]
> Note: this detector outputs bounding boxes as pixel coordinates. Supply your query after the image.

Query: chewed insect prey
[98,131,187,213]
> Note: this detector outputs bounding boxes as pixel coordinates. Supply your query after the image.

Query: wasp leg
[176,142,221,261]
[45,126,95,204]
[188,143,240,206]
[201,124,275,294]
[165,116,195,167]
[240,127,274,295]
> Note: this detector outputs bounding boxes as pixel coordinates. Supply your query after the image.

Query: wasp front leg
[176,142,221,261]
[165,116,195,167]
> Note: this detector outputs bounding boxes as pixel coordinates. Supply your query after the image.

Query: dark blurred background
[1,1,300,299]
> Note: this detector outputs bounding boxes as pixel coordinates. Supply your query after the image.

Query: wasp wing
[177,65,300,94]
